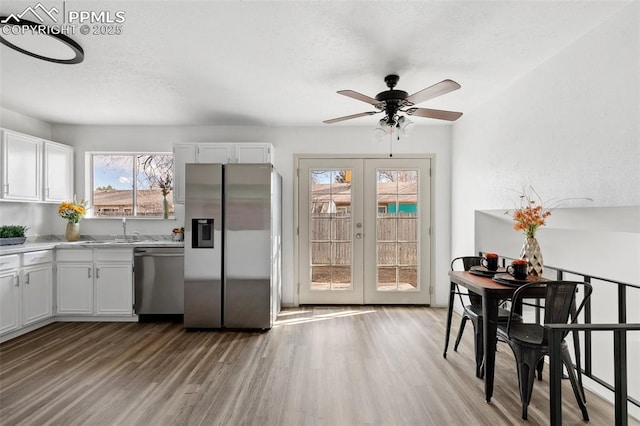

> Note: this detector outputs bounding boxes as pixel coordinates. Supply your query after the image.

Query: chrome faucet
[122,217,127,240]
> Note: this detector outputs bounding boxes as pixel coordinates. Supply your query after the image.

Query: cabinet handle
[96,268,100,279]
[25,272,30,284]
[14,274,19,287]
[88,267,92,278]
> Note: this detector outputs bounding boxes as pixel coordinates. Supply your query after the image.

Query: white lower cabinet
[21,262,53,325]
[0,267,20,335]
[0,251,54,341]
[56,248,133,317]
[56,263,93,314]
[95,262,133,315]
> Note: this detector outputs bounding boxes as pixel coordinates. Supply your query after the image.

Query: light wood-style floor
[0,307,635,425]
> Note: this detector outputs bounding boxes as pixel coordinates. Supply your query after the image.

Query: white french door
[297,157,431,305]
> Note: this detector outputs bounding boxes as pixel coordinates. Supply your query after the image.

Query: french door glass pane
[376,169,418,291]
[310,169,352,291]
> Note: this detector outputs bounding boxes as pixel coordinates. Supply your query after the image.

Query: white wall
[0,107,52,140]
[51,124,452,306]
[451,2,640,256]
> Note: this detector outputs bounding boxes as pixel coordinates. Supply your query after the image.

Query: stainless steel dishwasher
[134,247,184,315]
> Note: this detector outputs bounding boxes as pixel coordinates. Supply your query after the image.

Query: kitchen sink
[64,239,138,245]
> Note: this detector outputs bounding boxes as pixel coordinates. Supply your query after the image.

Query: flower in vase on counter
[172,227,184,241]
[58,198,88,223]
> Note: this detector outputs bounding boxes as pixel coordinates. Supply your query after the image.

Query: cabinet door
[2,130,41,201]
[235,144,271,163]
[95,263,132,315]
[198,144,233,163]
[0,271,20,335]
[43,141,73,202]
[21,264,53,326]
[57,263,94,314]
[173,143,196,204]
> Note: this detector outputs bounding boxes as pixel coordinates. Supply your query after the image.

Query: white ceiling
[0,1,630,127]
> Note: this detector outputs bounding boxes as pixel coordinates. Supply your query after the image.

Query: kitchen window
[88,153,174,218]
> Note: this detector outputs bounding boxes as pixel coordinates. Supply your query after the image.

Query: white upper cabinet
[173,143,197,205]
[43,141,74,202]
[173,142,273,204]
[0,129,74,203]
[198,144,233,163]
[1,130,41,201]
[235,143,272,163]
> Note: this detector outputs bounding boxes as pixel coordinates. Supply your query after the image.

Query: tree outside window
[92,153,174,218]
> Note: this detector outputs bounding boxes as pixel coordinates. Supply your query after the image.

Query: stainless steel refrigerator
[184,163,282,329]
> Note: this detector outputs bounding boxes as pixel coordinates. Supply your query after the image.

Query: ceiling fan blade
[406,79,461,105]
[337,90,381,106]
[323,111,379,124]
[406,107,463,121]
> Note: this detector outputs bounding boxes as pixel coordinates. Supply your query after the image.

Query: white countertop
[0,239,184,255]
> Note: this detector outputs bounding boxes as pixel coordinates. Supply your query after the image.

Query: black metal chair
[444,256,513,378]
[497,281,592,420]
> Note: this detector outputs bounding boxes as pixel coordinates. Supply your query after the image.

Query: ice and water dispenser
[192,219,214,248]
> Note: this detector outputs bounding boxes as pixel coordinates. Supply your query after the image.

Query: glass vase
[65,222,80,242]
[520,236,543,277]
[163,195,169,219]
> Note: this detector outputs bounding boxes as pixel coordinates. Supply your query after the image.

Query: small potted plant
[0,225,29,246]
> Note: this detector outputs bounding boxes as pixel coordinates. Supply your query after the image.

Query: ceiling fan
[323,74,463,126]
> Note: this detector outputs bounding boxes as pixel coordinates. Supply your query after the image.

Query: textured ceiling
[0,1,631,127]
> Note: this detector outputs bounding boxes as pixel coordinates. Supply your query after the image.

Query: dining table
[445,270,524,403]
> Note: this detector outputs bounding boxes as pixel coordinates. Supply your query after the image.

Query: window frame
[85,151,175,220]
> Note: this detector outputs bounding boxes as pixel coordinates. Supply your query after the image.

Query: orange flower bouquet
[506,187,551,238]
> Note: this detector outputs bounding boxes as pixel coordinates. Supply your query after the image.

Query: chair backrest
[508,281,593,339]
[451,256,483,305]
[450,256,482,272]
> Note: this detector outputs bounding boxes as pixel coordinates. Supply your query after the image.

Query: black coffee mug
[506,261,529,280]
[481,254,499,271]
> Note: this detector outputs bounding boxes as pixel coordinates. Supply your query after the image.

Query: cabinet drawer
[94,249,132,262]
[56,249,93,262]
[0,255,19,271]
[23,250,53,266]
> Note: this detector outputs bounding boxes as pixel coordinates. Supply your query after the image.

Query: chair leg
[473,318,484,379]
[453,316,468,352]
[561,343,589,421]
[536,357,544,381]
[510,345,542,420]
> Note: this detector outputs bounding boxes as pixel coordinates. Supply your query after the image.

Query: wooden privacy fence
[311,214,418,265]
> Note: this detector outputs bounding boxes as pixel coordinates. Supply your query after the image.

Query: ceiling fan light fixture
[373,126,387,141]
[399,116,415,135]
[324,75,462,125]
